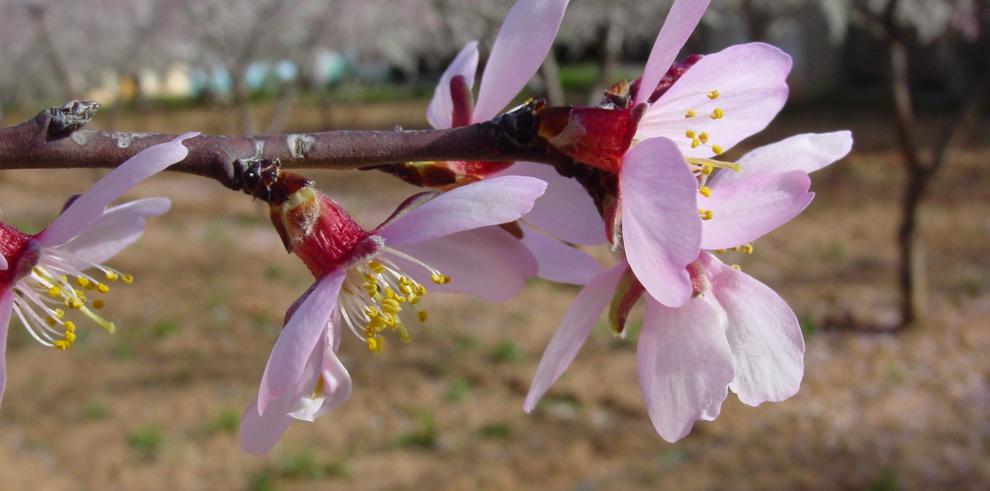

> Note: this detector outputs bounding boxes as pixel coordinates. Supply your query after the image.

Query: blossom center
[337,248,449,354]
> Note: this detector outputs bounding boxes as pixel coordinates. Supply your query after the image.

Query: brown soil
[0,102,987,491]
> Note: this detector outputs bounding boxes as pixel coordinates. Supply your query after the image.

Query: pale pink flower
[525,131,852,442]
[0,133,196,408]
[425,0,607,286]
[239,174,547,454]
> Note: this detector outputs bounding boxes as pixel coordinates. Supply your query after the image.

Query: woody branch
[0,100,571,190]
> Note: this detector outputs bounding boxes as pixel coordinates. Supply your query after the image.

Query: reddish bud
[608,265,645,335]
[537,104,645,173]
[0,222,38,287]
[449,75,474,128]
[629,54,703,105]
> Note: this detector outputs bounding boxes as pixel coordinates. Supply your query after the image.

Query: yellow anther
[685,130,696,139]
[699,186,712,197]
[54,340,71,350]
[398,325,412,343]
[68,298,84,309]
[691,139,701,149]
[740,243,754,254]
[368,261,384,274]
[64,332,77,342]
[122,274,134,284]
[64,321,76,333]
[684,109,697,118]
[415,284,427,296]
[701,163,715,175]
[48,286,62,298]
[366,336,378,353]
[46,316,57,326]
[92,299,105,309]
[418,310,428,323]
[54,308,65,319]
[711,107,725,120]
[381,298,402,314]
[430,272,450,284]
[105,271,119,282]
[76,277,90,288]
[96,283,110,294]
[699,132,709,144]
[75,289,86,301]
[707,90,721,100]
[699,209,714,220]
[712,144,725,155]
[731,264,742,271]
[408,294,420,305]
[715,249,728,254]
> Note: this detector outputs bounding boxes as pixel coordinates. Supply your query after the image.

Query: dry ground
[0,102,987,490]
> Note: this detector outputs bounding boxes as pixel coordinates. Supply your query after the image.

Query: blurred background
[0,0,988,489]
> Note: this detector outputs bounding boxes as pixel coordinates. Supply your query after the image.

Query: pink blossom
[525,131,852,442]
[240,173,547,454]
[424,0,606,286]
[0,133,196,408]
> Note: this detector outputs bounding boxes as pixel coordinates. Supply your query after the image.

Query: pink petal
[502,161,606,245]
[700,170,813,250]
[708,131,853,188]
[377,176,546,246]
[620,137,701,307]
[638,295,734,442]
[39,133,197,247]
[702,253,804,406]
[524,261,627,412]
[427,41,480,129]
[472,0,570,121]
[58,197,171,266]
[634,0,711,105]
[257,271,345,414]
[240,338,324,455]
[0,290,13,409]
[289,330,352,422]
[519,224,603,285]
[638,43,791,158]
[389,227,536,302]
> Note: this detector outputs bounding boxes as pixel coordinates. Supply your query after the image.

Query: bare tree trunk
[589,8,626,104]
[231,71,256,136]
[540,50,566,106]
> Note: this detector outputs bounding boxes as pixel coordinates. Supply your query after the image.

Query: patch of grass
[477,422,512,440]
[868,468,900,491]
[798,312,820,338]
[151,319,180,339]
[247,470,276,491]
[79,401,109,421]
[444,377,472,402]
[270,449,348,480]
[127,424,164,461]
[826,241,847,262]
[486,338,521,364]
[264,265,284,281]
[453,333,478,352]
[397,409,438,450]
[205,408,241,436]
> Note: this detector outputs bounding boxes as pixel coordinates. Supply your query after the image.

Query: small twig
[0,100,570,191]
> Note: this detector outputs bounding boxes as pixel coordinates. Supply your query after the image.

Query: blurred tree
[821,0,988,328]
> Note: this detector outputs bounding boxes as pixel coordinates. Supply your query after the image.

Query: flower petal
[620,137,701,307]
[708,131,854,187]
[502,161,606,245]
[427,41,480,129]
[240,339,324,455]
[638,43,791,158]
[700,170,813,250]
[524,261,627,412]
[0,255,6,271]
[472,0,570,121]
[377,176,546,246]
[389,226,536,302]
[635,0,710,105]
[39,133,197,247]
[702,253,804,406]
[257,271,345,414]
[289,330,352,422]
[57,197,171,266]
[519,224,603,285]
[0,290,13,409]
[638,295,733,442]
